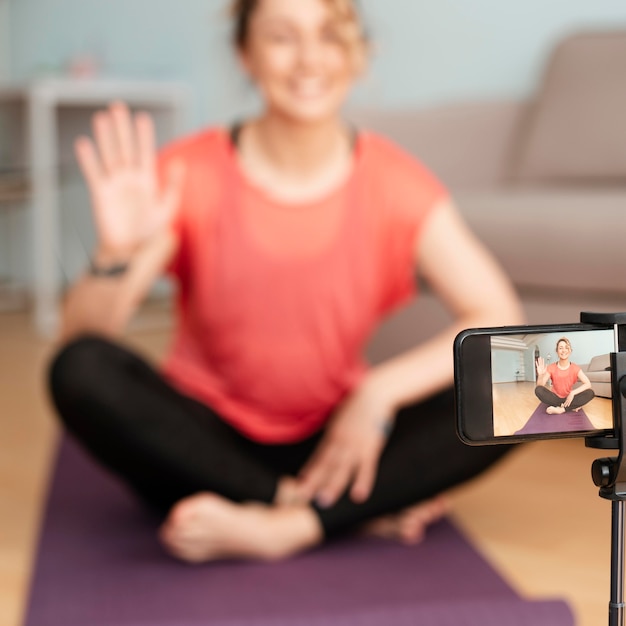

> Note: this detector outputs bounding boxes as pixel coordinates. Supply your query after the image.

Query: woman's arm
[535,358,550,387]
[363,198,525,412]
[59,102,185,343]
[562,368,592,408]
[60,231,177,342]
[297,198,524,506]
[573,369,593,393]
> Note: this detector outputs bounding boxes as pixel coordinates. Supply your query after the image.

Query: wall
[530,330,615,368]
[491,349,525,384]
[7,0,626,126]
[0,1,10,81]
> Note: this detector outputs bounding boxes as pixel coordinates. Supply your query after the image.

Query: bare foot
[546,405,566,414]
[274,476,310,507]
[362,496,450,545]
[159,492,322,563]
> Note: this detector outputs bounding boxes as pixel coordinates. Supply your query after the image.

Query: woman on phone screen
[535,337,595,414]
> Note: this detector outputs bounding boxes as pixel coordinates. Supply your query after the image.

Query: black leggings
[535,385,595,411]
[48,335,512,537]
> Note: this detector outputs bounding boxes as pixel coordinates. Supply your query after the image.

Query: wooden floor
[493,381,613,436]
[0,309,616,626]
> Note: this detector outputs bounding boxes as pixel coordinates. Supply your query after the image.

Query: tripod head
[583,312,626,498]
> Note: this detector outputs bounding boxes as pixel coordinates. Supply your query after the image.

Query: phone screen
[490,329,615,438]
[454,324,618,444]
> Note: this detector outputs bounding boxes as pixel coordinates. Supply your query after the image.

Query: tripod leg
[610,500,625,626]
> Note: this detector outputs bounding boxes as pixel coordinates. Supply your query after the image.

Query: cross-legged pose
[535,337,595,414]
[48,0,523,563]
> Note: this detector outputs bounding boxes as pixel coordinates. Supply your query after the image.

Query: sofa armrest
[348,100,528,190]
[455,188,626,294]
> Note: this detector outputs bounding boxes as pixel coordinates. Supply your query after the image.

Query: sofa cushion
[511,31,626,184]
[587,371,611,385]
[456,189,626,293]
[588,353,611,373]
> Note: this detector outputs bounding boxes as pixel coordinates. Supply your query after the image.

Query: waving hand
[75,101,185,262]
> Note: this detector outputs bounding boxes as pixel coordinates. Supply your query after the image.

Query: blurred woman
[48,0,523,563]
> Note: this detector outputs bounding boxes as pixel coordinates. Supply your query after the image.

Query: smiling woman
[47,0,523,564]
[535,337,595,415]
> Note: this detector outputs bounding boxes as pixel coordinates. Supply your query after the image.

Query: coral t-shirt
[158,128,447,443]
[547,362,581,398]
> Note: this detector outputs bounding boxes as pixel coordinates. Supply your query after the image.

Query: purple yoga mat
[515,403,595,435]
[24,438,574,626]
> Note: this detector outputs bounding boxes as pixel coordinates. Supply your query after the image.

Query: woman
[49,0,523,563]
[535,337,595,414]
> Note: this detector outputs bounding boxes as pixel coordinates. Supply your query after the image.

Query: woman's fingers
[350,447,381,503]
[298,447,333,498]
[92,102,147,174]
[314,454,354,507]
[300,441,348,502]
[74,137,103,191]
[299,435,384,508]
[110,101,136,167]
[93,110,119,174]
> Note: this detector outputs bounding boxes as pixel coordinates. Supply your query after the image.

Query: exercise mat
[516,403,595,435]
[24,438,574,626]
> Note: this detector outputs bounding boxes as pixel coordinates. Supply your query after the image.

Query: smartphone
[454,323,620,445]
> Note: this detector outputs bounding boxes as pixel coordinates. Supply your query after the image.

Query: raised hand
[75,101,185,263]
[535,357,547,377]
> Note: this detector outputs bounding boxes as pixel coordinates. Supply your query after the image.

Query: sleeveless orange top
[547,362,581,398]
[159,129,447,443]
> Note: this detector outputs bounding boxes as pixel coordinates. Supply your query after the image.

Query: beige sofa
[358,30,626,363]
[583,353,612,399]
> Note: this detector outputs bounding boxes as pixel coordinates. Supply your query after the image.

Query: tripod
[583,312,626,626]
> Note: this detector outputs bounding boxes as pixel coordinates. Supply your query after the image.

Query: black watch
[88,259,129,277]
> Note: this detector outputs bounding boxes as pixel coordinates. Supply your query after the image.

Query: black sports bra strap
[229,120,358,151]
[230,121,244,149]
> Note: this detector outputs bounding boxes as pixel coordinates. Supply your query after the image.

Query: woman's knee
[48,334,122,418]
[535,386,556,404]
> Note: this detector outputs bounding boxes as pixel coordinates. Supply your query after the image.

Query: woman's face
[239,0,362,124]
[557,341,572,360]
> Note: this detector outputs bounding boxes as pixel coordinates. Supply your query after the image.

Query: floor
[0,308,617,626]
[493,381,613,435]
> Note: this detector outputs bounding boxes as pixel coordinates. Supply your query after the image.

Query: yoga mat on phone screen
[24,437,574,626]
[516,403,595,436]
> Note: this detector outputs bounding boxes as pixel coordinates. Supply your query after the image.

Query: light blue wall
[8,0,626,128]
[491,349,524,384]
[490,329,615,383]
[359,0,626,107]
[531,330,615,367]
